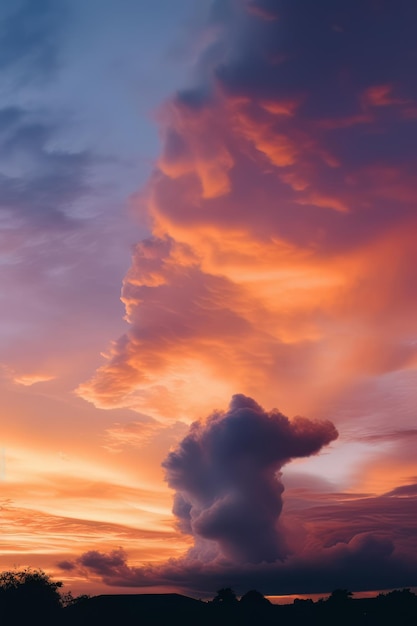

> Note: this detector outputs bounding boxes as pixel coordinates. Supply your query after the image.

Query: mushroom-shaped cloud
[163,394,338,563]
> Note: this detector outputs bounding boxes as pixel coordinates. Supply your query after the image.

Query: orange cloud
[157,98,234,199]
[13,373,56,386]
[78,0,417,477]
[79,85,417,419]
[102,420,161,453]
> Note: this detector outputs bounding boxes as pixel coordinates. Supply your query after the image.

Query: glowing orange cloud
[78,69,417,426]
[157,98,234,199]
[77,6,417,555]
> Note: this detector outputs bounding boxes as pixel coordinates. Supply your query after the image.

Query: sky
[1,0,417,601]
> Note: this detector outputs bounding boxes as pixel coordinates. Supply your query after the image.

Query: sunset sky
[1,0,417,601]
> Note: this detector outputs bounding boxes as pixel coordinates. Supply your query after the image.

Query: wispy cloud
[103,419,164,452]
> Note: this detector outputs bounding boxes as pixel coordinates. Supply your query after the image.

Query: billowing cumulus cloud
[79,0,417,430]
[162,394,338,563]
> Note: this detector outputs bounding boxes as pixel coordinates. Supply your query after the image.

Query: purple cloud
[162,394,338,563]
[70,530,417,597]
[78,548,129,577]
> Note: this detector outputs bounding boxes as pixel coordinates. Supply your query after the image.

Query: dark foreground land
[1,573,416,626]
[60,589,417,626]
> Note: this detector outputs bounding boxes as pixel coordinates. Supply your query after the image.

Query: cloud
[162,395,338,563]
[69,486,417,596]
[0,0,63,81]
[0,105,93,228]
[361,84,409,108]
[61,0,417,596]
[357,429,417,445]
[56,560,75,571]
[12,372,56,387]
[58,395,414,595]
[102,419,161,453]
[66,397,417,597]
[385,483,417,498]
[0,501,178,557]
[78,0,417,428]
[72,530,417,597]
[286,488,417,554]
[78,548,128,577]
[13,0,414,599]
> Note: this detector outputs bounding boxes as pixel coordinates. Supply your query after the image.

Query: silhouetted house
[63,593,206,626]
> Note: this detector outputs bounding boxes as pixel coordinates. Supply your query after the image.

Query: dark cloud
[385,483,417,498]
[214,0,417,101]
[162,395,338,563]
[69,486,417,596]
[179,0,417,251]
[0,0,64,81]
[357,429,417,444]
[66,402,417,596]
[140,4,417,296]
[0,105,93,228]
[72,530,417,597]
[56,560,75,571]
[287,489,417,554]
[78,548,128,577]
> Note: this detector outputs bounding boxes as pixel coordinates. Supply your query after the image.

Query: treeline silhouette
[1,569,416,625]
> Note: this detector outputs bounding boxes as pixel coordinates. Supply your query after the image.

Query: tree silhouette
[0,568,63,625]
[212,587,239,605]
[60,590,91,607]
[379,588,416,603]
[327,588,353,604]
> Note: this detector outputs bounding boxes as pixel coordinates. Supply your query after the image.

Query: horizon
[1,0,417,599]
